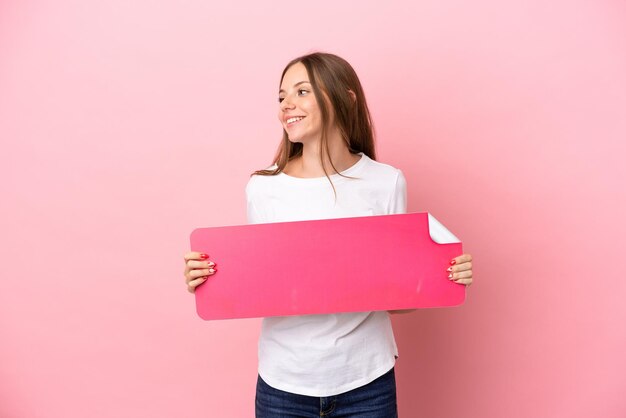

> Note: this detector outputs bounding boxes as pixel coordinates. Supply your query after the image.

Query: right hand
[183,252,217,293]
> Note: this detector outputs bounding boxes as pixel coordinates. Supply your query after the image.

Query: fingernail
[448,273,453,279]
[200,253,209,259]
[450,259,456,265]
[446,267,453,272]
[209,268,215,273]
[208,262,215,267]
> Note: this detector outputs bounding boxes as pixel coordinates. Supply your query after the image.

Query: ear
[347,89,357,104]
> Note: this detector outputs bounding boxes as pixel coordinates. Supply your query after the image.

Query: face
[278,62,327,143]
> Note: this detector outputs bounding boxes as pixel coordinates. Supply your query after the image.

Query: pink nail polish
[200,253,209,259]
[450,259,456,265]
[446,267,453,272]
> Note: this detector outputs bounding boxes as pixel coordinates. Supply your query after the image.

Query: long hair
[253,52,377,183]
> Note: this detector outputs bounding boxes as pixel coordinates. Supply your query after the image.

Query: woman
[183,52,474,417]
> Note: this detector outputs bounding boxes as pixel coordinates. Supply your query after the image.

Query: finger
[453,278,473,286]
[450,254,472,265]
[449,261,472,273]
[187,268,216,282]
[187,260,216,270]
[184,252,210,262]
[188,276,209,288]
[187,277,208,293]
[450,270,472,280]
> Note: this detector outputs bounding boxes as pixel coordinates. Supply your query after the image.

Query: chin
[287,132,308,143]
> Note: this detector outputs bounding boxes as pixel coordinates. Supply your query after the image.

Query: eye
[278,97,284,103]
[298,89,308,96]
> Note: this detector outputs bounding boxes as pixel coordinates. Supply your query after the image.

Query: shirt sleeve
[247,199,262,224]
[388,169,407,214]
[245,177,263,224]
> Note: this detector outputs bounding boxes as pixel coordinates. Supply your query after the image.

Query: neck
[296,127,359,177]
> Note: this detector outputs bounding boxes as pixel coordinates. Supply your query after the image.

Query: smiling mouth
[286,116,305,126]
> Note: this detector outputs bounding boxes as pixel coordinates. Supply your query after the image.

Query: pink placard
[191,212,464,320]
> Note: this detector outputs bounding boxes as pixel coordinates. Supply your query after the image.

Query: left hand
[448,254,473,286]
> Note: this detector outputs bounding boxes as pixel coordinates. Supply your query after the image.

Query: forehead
[280,62,309,88]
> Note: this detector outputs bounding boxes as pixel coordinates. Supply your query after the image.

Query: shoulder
[245,164,279,198]
[360,155,405,186]
[360,157,407,213]
[365,157,402,173]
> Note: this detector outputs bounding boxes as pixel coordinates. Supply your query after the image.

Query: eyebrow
[278,81,311,94]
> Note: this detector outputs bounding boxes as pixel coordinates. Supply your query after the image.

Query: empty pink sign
[191,212,464,320]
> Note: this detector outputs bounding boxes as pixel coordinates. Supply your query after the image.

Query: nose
[280,96,295,111]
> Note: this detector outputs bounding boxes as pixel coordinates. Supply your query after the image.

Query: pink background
[1,1,624,417]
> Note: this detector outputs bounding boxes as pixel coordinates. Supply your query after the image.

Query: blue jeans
[255,367,398,417]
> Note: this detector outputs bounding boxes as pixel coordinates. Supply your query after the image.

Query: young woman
[183,52,474,417]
